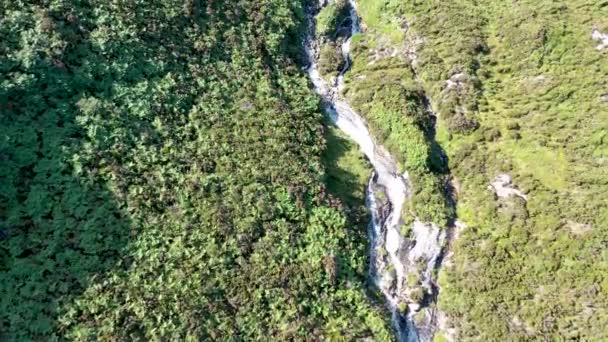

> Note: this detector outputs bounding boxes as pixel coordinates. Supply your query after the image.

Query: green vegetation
[316,0,350,39]
[316,4,453,226]
[318,42,346,78]
[0,0,394,339]
[3,0,607,340]
[356,0,405,44]
[319,0,608,339]
[322,125,371,210]
[359,0,608,340]
[316,0,351,81]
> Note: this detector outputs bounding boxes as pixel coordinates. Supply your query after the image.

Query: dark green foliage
[318,42,345,77]
[398,1,487,135]
[0,0,393,339]
[4,0,606,340]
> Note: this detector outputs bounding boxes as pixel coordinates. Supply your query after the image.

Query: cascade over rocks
[305,1,457,340]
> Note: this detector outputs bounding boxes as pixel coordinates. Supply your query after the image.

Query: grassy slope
[437,1,608,340]
[0,0,394,340]
[352,0,608,340]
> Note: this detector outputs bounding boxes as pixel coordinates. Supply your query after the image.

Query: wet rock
[411,309,436,342]
[306,1,451,340]
[369,180,391,223]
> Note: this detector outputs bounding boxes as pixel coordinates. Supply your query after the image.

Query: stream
[305,1,448,341]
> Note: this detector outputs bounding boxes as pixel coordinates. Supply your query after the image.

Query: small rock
[240,100,253,111]
[567,220,592,236]
[488,174,528,201]
[592,28,608,50]
[445,73,466,90]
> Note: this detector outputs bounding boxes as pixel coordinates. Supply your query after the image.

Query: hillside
[1,0,607,341]
[0,1,393,340]
[318,0,608,340]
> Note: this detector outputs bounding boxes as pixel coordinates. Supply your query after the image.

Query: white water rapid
[305,1,449,341]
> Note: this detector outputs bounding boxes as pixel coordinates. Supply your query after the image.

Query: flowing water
[304,1,449,341]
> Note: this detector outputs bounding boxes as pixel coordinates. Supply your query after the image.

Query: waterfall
[304,1,449,340]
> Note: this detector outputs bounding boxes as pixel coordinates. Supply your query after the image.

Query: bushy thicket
[357,0,485,134]
[342,37,453,229]
[0,0,394,340]
[316,0,351,39]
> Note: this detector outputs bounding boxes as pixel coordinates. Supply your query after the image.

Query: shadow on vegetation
[0,1,221,338]
[320,123,390,306]
[0,39,133,342]
[322,126,369,209]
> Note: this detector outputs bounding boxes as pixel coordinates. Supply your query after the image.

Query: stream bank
[304,1,457,340]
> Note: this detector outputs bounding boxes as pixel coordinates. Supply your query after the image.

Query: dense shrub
[0,0,393,340]
[316,0,351,39]
[318,42,345,77]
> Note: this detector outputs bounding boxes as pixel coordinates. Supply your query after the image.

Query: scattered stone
[367,46,400,65]
[489,174,528,201]
[442,220,466,269]
[531,75,548,83]
[592,28,608,51]
[522,75,551,92]
[404,36,425,66]
[511,315,536,335]
[567,220,593,236]
[437,311,458,342]
[240,100,253,111]
[445,73,466,90]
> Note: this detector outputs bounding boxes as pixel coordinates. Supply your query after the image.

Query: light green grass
[357,0,405,44]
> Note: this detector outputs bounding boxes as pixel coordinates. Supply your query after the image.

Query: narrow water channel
[304,1,449,341]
